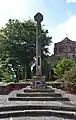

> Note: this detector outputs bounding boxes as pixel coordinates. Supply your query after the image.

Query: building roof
[61,37,72,42]
[55,37,76,45]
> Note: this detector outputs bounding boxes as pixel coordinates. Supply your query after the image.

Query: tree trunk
[24,64,27,80]
[22,67,24,79]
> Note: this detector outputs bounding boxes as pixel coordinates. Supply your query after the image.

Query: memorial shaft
[36,22,42,76]
[32,13,45,88]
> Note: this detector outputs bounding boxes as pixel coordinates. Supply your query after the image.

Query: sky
[0,0,76,54]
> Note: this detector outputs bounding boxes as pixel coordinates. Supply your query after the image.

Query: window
[70,46,75,52]
[73,55,75,58]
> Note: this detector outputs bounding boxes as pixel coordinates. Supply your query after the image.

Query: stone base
[31,76,46,89]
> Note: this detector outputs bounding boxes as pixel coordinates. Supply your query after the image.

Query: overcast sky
[0,0,76,54]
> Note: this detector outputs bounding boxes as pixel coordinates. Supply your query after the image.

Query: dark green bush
[61,67,76,90]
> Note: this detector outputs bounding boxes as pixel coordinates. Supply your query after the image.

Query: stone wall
[0,83,29,95]
[54,37,76,58]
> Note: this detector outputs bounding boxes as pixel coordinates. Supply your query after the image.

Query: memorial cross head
[34,12,43,23]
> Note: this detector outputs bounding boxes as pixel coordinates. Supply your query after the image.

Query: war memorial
[0,13,76,120]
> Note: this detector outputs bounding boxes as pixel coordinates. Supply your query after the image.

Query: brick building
[54,37,76,58]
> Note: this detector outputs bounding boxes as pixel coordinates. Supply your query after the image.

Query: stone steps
[24,88,55,92]
[0,109,76,119]
[0,105,76,112]
[8,96,70,101]
[0,86,75,119]
[16,92,62,97]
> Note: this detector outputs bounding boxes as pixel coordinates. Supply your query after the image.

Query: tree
[0,19,52,80]
[47,54,60,68]
[53,58,76,79]
[41,55,60,81]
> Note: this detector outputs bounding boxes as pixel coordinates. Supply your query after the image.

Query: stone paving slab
[50,87,76,102]
[0,116,74,120]
[12,116,63,120]
[52,87,76,101]
[0,104,76,113]
[1,100,74,110]
[2,101,62,107]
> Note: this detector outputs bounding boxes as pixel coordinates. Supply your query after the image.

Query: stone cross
[34,13,43,76]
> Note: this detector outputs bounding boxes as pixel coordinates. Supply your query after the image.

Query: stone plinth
[32,76,46,89]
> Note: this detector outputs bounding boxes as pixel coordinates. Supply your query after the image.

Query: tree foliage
[0,19,52,80]
[61,67,76,90]
[47,55,60,68]
[53,58,76,79]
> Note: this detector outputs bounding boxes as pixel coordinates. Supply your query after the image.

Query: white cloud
[49,15,76,54]
[66,0,76,3]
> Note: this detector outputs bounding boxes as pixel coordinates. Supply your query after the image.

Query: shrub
[61,67,76,90]
[53,58,76,79]
[2,69,12,83]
